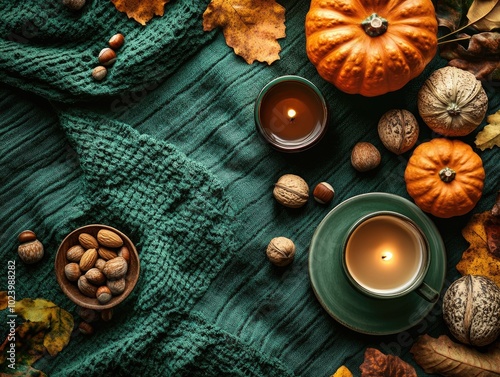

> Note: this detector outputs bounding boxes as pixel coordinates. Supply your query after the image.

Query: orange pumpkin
[305,0,438,97]
[404,138,485,218]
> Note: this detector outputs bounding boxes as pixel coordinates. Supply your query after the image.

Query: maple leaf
[14,298,74,357]
[111,0,169,26]
[203,0,286,65]
[456,211,500,287]
[411,334,500,376]
[476,110,500,151]
[359,348,417,377]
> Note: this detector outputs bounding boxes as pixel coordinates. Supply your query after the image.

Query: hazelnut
[77,306,99,323]
[92,66,107,81]
[17,230,44,264]
[95,258,106,271]
[109,33,125,50]
[64,263,81,282]
[101,308,113,321]
[378,109,419,154]
[313,182,335,205]
[351,142,381,172]
[118,246,131,263]
[98,48,116,67]
[266,237,296,267]
[62,0,86,11]
[77,307,99,323]
[96,286,113,304]
[273,174,309,208]
[78,321,94,335]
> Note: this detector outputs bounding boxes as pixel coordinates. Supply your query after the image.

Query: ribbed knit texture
[0,0,214,102]
[1,0,499,376]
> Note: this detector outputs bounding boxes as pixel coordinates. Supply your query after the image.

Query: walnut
[378,109,419,155]
[442,275,500,346]
[266,237,296,266]
[273,174,309,208]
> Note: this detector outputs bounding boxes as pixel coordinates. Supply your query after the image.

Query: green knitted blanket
[1,0,499,376]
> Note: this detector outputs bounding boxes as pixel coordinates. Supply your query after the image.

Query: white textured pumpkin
[418,66,488,136]
[442,275,500,347]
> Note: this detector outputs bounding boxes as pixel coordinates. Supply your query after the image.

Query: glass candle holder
[254,75,328,152]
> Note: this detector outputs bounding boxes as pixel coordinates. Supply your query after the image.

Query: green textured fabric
[0,0,499,376]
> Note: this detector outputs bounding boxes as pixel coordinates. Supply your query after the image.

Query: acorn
[17,230,44,264]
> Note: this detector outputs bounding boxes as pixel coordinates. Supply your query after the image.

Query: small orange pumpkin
[305,0,438,97]
[404,138,485,218]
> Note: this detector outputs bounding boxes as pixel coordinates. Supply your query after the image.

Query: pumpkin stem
[447,103,461,116]
[439,167,456,183]
[361,13,388,37]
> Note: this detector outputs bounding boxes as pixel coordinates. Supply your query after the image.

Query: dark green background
[1,0,499,375]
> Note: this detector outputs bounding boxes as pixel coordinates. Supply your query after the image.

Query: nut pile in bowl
[55,224,140,310]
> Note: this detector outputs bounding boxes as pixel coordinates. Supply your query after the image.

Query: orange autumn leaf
[203,0,286,64]
[331,365,353,377]
[456,211,500,287]
[111,0,169,25]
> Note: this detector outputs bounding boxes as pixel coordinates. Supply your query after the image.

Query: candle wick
[287,109,297,122]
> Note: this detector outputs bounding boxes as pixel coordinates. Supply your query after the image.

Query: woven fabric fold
[0,0,214,102]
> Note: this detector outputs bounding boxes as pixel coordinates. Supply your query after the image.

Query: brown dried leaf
[468,0,500,31]
[440,32,500,80]
[359,348,417,377]
[493,191,500,216]
[331,365,353,377]
[111,0,169,26]
[476,110,500,150]
[411,334,500,376]
[456,211,500,287]
[202,0,286,64]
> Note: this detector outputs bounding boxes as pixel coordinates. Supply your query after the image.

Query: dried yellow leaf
[111,0,169,26]
[203,0,286,64]
[331,365,353,377]
[456,212,500,287]
[15,298,74,357]
[467,0,500,31]
[476,110,500,150]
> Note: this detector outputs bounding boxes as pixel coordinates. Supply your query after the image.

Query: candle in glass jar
[254,76,328,152]
[344,214,427,297]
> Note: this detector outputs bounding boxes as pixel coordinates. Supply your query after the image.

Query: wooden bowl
[55,224,140,310]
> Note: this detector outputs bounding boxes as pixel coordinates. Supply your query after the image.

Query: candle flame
[287,108,297,121]
[381,251,393,261]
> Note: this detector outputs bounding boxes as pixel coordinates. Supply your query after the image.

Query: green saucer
[309,192,446,335]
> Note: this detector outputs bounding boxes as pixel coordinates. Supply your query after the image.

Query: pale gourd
[418,66,488,136]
